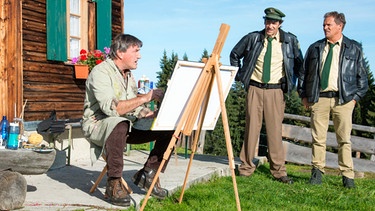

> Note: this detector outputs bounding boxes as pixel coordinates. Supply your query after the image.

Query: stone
[0,169,27,210]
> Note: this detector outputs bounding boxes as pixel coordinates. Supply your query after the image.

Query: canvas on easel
[151,60,238,131]
[140,23,242,211]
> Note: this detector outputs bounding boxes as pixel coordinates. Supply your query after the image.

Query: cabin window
[68,0,88,59]
[46,0,111,61]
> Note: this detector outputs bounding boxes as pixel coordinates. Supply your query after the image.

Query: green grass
[126,163,375,211]
[129,143,191,154]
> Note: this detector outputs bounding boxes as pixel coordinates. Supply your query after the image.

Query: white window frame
[67,0,88,59]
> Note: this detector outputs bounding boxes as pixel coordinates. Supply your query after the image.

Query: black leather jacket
[230,29,304,93]
[298,36,368,104]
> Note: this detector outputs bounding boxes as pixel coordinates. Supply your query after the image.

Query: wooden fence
[282,113,375,173]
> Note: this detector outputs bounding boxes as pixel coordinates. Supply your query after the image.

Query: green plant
[71,47,110,71]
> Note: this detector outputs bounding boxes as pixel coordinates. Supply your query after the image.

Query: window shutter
[96,0,112,50]
[46,0,68,61]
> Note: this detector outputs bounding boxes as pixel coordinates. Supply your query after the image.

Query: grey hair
[108,34,143,60]
[324,11,346,30]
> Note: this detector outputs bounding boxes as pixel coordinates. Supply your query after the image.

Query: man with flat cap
[230,7,303,183]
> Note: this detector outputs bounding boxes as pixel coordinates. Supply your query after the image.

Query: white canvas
[151,60,238,131]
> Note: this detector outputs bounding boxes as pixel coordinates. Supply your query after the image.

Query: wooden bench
[24,119,82,166]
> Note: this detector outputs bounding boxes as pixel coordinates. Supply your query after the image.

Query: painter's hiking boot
[132,167,168,199]
[309,167,323,185]
[105,178,131,207]
[342,176,355,188]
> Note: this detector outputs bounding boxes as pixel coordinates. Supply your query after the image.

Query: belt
[249,80,282,89]
[319,91,339,98]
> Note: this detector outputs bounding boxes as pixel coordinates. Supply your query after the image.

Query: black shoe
[105,178,131,207]
[276,176,294,184]
[342,176,355,188]
[309,167,323,185]
[132,167,168,199]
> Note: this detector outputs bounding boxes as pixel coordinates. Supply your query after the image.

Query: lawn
[127,162,375,211]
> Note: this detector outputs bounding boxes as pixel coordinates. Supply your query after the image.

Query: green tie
[262,37,274,83]
[321,42,337,90]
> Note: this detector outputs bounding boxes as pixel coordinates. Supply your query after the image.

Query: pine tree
[201,49,209,61]
[364,59,375,127]
[156,50,179,91]
[205,81,246,156]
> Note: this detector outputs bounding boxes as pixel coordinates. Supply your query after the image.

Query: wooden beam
[282,124,375,155]
[283,141,375,173]
[0,0,23,120]
[0,0,9,116]
[88,1,96,51]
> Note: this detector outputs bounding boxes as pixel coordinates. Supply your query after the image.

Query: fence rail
[282,113,375,173]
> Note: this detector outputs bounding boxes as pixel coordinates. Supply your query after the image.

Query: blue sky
[124,0,375,83]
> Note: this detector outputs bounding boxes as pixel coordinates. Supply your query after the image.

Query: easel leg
[140,135,179,211]
[214,60,241,211]
[178,129,202,203]
[179,76,213,203]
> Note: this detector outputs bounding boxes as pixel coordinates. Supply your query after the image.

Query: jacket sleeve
[292,36,304,90]
[297,46,312,98]
[230,35,248,81]
[354,45,369,102]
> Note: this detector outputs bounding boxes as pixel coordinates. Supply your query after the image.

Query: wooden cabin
[0,0,124,123]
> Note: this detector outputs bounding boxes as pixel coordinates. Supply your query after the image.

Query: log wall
[20,0,123,121]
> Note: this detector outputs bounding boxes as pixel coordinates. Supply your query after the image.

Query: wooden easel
[140,23,241,211]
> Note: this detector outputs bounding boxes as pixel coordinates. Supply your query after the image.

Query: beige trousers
[310,97,356,178]
[239,86,287,178]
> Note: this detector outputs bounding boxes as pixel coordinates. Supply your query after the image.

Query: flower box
[74,64,89,79]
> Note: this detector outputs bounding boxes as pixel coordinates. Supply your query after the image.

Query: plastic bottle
[6,122,19,150]
[0,116,9,148]
[144,77,150,93]
[149,81,155,111]
[138,75,146,94]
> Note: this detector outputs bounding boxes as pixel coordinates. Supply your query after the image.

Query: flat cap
[264,7,285,21]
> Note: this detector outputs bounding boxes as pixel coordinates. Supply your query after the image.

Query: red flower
[80,49,87,55]
[80,54,87,61]
[71,47,109,71]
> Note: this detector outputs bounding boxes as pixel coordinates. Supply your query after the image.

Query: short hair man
[298,11,368,188]
[82,34,174,206]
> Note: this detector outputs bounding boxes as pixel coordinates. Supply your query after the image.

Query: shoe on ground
[132,167,168,199]
[105,178,131,207]
[309,167,323,185]
[342,176,355,188]
[276,176,294,184]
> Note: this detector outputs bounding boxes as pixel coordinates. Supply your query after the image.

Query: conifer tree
[156,50,179,91]
[363,59,375,127]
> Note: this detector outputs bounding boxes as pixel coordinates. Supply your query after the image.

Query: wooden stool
[89,156,133,194]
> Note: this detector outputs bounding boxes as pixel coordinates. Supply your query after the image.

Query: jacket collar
[259,29,287,43]
[318,35,350,50]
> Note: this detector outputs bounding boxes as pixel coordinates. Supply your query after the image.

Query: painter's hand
[148,88,164,102]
